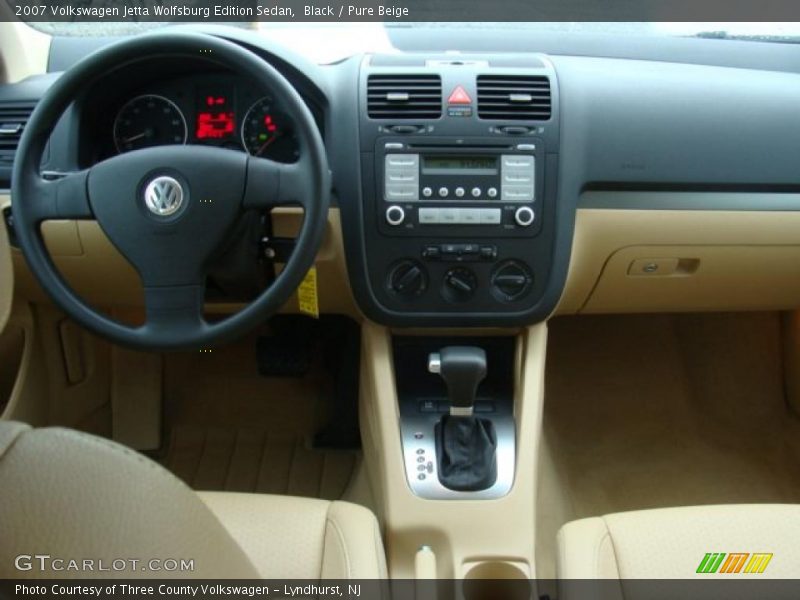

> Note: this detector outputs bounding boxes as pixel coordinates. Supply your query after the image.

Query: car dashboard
[3,26,800,328]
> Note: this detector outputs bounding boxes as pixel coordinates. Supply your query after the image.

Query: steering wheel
[11,32,330,351]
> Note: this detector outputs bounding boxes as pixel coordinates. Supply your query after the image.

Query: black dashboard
[4,26,800,329]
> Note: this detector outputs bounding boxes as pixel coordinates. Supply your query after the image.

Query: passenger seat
[557,505,800,579]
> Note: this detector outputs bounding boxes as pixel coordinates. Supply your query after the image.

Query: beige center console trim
[359,321,547,578]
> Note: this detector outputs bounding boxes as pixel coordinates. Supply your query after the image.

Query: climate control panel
[360,135,555,318]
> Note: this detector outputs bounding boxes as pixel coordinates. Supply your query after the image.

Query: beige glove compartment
[559,208,800,314]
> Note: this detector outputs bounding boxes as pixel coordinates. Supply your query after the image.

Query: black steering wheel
[12,32,330,351]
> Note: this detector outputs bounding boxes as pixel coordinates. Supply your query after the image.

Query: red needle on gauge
[255,131,281,157]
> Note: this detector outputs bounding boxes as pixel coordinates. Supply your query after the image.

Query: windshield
[24,21,800,64]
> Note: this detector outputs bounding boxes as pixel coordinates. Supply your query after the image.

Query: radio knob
[514,206,535,227]
[386,205,406,226]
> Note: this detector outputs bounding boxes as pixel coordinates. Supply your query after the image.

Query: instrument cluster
[107,73,302,163]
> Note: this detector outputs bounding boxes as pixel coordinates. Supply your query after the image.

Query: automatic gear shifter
[429,347,498,491]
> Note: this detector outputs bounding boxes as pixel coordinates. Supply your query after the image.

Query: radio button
[460,209,481,225]
[422,186,433,198]
[438,187,449,198]
[386,205,406,226]
[386,154,419,168]
[387,171,418,182]
[514,206,535,227]
[502,186,534,202]
[455,187,465,198]
[516,144,536,151]
[418,208,440,224]
[503,174,533,184]
[479,208,502,224]
[487,187,498,198]
[502,155,534,168]
[386,184,419,201]
[440,208,459,223]
[471,187,481,198]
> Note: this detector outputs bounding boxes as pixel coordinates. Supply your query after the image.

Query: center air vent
[477,75,551,121]
[367,74,442,119]
[0,101,36,172]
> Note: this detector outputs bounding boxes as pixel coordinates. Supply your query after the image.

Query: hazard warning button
[447,86,472,104]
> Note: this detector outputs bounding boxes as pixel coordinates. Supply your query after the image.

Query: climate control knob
[386,205,406,226]
[514,206,535,227]
[387,260,427,298]
[491,260,533,302]
[442,267,478,303]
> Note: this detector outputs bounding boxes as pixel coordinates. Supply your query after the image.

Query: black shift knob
[428,346,487,415]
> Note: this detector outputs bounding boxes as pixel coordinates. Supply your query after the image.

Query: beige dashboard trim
[8,206,361,320]
[558,208,800,315]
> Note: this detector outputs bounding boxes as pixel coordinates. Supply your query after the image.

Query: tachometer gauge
[241,96,299,162]
[113,94,187,153]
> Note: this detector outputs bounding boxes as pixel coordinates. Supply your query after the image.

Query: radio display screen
[422,155,498,175]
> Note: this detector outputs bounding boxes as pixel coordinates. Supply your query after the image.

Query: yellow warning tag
[297,267,319,319]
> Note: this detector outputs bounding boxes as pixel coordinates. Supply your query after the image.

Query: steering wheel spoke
[143,283,206,331]
[31,170,93,222]
[243,158,311,210]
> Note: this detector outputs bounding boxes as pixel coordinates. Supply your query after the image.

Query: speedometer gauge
[241,96,299,162]
[113,95,187,154]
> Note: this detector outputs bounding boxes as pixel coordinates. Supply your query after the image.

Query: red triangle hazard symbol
[448,86,472,104]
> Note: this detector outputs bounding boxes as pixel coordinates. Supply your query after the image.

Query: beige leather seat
[0,421,386,579]
[558,504,800,579]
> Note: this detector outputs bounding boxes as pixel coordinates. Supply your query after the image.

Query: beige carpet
[159,334,359,500]
[537,312,800,578]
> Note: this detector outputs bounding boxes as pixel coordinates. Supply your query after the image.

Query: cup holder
[462,561,532,600]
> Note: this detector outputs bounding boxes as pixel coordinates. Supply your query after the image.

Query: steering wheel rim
[11,32,330,351]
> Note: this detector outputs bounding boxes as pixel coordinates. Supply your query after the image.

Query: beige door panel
[0,195,12,333]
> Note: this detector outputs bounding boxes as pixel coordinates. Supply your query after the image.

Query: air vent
[477,75,551,121]
[367,74,442,119]
[0,101,36,172]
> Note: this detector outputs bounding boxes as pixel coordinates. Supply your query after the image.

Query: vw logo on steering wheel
[143,175,184,216]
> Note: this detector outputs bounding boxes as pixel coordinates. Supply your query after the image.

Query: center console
[353,54,561,327]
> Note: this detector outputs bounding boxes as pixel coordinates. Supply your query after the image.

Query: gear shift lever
[428,346,497,491]
[428,347,487,416]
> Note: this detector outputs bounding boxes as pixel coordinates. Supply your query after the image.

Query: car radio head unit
[378,136,541,236]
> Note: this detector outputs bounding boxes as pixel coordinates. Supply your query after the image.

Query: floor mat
[164,425,358,498]
[159,332,359,500]
[537,312,800,577]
